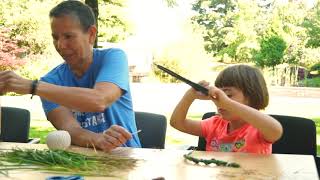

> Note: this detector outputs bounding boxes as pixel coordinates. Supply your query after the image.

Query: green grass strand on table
[0,148,137,177]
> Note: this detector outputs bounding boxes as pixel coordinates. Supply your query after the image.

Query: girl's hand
[185,80,211,100]
[208,86,230,108]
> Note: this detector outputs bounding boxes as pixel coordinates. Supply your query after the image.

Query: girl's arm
[170,89,202,136]
[226,100,282,143]
[209,87,283,143]
[170,81,211,136]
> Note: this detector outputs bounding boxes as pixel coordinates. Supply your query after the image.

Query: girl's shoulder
[205,115,225,122]
[202,115,228,126]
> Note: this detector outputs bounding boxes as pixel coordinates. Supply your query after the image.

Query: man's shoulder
[41,63,69,81]
[94,48,126,57]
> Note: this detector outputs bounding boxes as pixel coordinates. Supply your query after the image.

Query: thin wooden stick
[131,129,142,135]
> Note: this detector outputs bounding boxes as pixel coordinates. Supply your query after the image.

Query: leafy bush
[10,20,46,54]
[299,77,320,87]
[0,27,27,71]
[17,54,57,80]
[152,59,184,83]
[309,62,320,77]
[97,0,132,43]
[253,35,287,68]
[1,0,57,56]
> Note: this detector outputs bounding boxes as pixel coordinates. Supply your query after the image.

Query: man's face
[50,15,95,66]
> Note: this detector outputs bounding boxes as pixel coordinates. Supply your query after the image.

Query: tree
[253,35,286,68]
[0,27,27,71]
[84,0,131,45]
[164,0,178,7]
[191,0,238,58]
[303,2,320,48]
[84,0,180,45]
[85,0,99,47]
[0,0,59,55]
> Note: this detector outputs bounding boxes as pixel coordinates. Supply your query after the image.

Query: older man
[0,0,141,151]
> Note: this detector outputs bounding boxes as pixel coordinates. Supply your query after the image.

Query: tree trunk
[85,0,99,48]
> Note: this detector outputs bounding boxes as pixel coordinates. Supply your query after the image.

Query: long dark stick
[155,64,209,95]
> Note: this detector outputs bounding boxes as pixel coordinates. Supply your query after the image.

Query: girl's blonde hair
[215,64,269,110]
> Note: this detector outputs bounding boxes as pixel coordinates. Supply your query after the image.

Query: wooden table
[0,142,318,180]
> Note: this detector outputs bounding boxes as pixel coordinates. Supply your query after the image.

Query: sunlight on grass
[30,119,54,128]
[29,119,55,144]
[164,113,203,149]
[187,114,202,120]
[29,127,55,144]
[166,136,184,144]
[312,117,320,155]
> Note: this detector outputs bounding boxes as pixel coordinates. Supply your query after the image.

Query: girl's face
[217,87,249,121]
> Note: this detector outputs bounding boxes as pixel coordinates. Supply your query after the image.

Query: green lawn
[314,117,320,154]
[29,119,55,143]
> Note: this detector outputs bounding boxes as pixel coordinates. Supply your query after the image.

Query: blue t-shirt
[40,48,141,147]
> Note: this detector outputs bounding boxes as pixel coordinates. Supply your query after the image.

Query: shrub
[10,20,46,54]
[253,35,287,68]
[309,62,320,78]
[299,77,320,87]
[1,0,57,56]
[16,54,59,80]
[0,27,27,71]
[152,59,184,83]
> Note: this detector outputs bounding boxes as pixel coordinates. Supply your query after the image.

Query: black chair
[135,111,167,149]
[270,114,317,156]
[1,107,39,143]
[196,112,317,156]
[194,112,216,151]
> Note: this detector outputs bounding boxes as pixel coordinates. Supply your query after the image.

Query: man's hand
[0,70,32,94]
[94,125,132,152]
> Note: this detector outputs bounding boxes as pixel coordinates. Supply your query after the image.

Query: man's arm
[37,81,122,112]
[48,106,132,151]
[0,69,122,112]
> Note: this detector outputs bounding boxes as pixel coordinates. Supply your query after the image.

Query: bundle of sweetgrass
[0,148,137,177]
[183,151,240,168]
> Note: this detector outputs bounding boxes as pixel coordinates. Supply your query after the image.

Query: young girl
[170,64,283,154]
